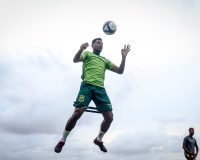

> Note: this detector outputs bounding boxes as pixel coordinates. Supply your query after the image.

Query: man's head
[189,127,194,136]
[91,38,103,55]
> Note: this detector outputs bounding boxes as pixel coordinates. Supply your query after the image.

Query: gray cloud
[0,48,77,135]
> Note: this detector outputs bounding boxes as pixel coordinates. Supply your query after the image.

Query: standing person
[54,38,131,153]
[183,127,199,160]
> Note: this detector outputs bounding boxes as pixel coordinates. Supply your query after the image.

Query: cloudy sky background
[0,0,200,160]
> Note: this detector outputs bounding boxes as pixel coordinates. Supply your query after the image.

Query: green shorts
[73,82,112,112]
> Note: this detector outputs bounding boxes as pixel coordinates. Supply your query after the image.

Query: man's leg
[94,111,113,152]
[101,111,113,132]
[185,153,195,160]
[65,108,85,131]
[54,108,84,153]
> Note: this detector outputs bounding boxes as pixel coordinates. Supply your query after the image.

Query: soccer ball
[103,21,117,35]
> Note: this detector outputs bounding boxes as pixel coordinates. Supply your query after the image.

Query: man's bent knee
[106,116,113,124]
[71,108,84,121]
[103,111,113,123]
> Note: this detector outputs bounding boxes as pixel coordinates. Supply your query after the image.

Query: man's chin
[93,50,101,55]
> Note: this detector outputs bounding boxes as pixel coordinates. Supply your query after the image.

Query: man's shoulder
[83,50,92,55]
[184,135,190,141]
[83,51,111,63]
[82,51,93,60]
[100,55,108,60]
[184,136,196,141]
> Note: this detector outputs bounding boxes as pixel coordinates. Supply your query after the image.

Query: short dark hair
[189,127,194,131]
[92,38,102,44]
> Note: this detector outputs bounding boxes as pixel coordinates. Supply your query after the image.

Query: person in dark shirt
[183,127,199,160]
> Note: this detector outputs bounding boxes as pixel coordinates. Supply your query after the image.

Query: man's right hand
[73,42,89,63]
[80,43,89,51]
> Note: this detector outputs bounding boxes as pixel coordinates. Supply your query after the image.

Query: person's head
[91,38,103,55]
[189,127,194,136]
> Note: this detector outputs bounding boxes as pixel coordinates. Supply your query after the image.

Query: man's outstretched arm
[73,42,88,63]
[111,44,131,74]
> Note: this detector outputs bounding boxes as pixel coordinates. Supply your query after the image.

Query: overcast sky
[0,0,200,160]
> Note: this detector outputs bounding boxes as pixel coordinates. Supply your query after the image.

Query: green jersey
[80,51,113,88]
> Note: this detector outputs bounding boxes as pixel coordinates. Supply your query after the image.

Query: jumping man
[54,38,131,153]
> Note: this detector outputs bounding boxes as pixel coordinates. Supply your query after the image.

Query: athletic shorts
[73,82,112,112]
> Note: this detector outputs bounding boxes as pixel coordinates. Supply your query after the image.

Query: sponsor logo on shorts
[78,95,85,102]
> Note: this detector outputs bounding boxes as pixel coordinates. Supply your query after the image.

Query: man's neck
[93,50,101,55]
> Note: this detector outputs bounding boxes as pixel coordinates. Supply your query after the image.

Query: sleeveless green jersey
[80,51,113,88]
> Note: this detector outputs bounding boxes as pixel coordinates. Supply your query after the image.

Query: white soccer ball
[103,21,117,35]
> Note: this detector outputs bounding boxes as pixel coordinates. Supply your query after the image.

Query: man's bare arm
[73,42,89,63]
[111,44,131,74]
